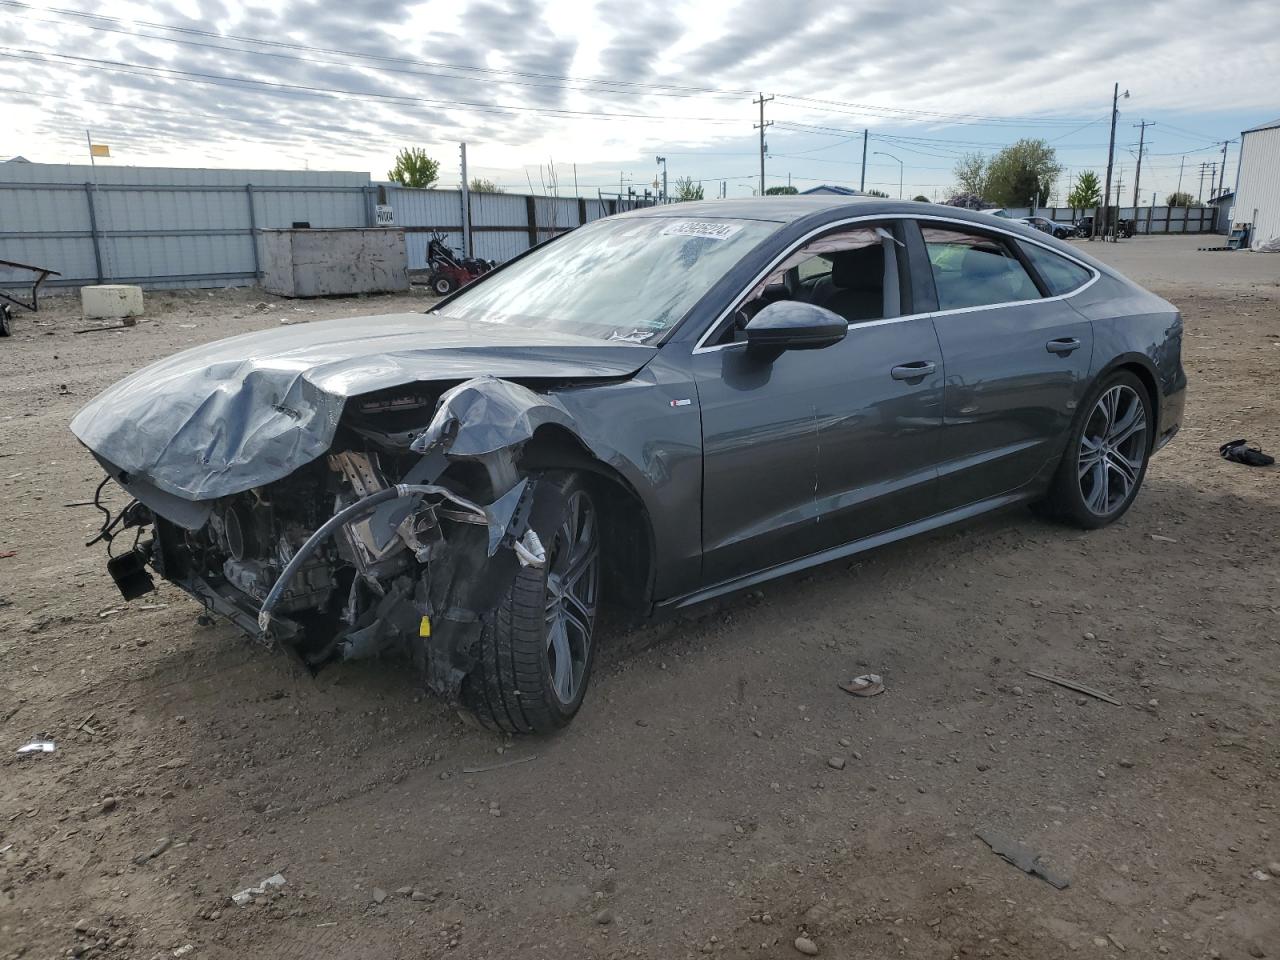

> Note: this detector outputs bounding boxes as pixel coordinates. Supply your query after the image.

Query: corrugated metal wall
[1234,125,1280,243]
[0,162,624,291]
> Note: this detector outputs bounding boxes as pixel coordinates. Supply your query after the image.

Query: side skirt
[658,489,1035,612]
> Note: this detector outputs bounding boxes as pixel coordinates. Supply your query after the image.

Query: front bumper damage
[93,376,575,700]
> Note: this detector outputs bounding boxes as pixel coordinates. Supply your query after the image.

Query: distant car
[1020,216,1073,239]
[71,197,1187,733]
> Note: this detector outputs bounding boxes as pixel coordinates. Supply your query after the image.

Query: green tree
[953,151,988,197]
[764,185,799,195]
[387,147,440,189]
[912,194,930,202]
[468,177,504,193]
[1165,190,1197,207]
[672,176,704,201]
[864,188,889,198]
[1067,171,1102,209]
[983,139,1063,207]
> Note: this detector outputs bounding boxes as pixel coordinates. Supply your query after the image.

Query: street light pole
[873,151,903,198]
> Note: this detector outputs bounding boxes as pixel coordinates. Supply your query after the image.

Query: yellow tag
[418,616,431,638]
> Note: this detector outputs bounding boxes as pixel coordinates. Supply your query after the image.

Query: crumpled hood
[70,312,655,501]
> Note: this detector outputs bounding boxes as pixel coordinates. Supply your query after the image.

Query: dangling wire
[86,475,126,550]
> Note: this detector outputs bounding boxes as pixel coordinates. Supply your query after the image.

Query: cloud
[1,0,1276,198]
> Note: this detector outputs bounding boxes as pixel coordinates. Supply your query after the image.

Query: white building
[1234,118,1280,247]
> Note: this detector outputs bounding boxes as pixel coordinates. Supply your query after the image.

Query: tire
[463,472,601,733]
[432,275,456,295]
[1036,370,1153,529]
[0,306,11,337]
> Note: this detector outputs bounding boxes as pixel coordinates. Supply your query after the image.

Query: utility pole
[1132,120,1149,208]
[1197,162,1207,203]
[459,142,472,257]
[1098,82,1128,240]
[1215,139,1232,202]
[859,129,868,192]
[753,93,774,196]
[1175,155,1185,199]
[1207,162,1217,199]
[655,156,667,202]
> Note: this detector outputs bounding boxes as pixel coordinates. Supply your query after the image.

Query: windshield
[434,216,776,342]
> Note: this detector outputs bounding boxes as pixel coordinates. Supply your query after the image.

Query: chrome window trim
[691,212,1102,354]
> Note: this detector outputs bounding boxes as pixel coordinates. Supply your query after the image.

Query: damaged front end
[90,377,568,700]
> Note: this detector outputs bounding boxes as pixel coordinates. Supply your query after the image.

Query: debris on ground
[976,828,1071,889]
[461,754,537,774]
[231,873,286,906]
[16,740,55,754]
[132,838,172,865]
[1220,438,1275,466]
[837,674,884,698]
[1025,669,1121,706]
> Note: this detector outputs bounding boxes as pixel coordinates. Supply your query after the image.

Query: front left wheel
[463,472,601,733]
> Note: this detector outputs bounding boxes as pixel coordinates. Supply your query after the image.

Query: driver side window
[713,226,895,346]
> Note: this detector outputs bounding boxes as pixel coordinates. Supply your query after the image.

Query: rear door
[909,221,1095,511]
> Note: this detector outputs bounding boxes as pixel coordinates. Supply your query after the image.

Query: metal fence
[994,205,1220,234]
[0,162,643,293]
[0,163,375,291]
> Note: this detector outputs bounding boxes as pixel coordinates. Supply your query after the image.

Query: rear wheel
[432,275,456,295]
[463,472,600,733]
[1036,370,1152,529]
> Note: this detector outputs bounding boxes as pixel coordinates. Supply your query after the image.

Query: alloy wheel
[543,490,599,704]
[1078,384,1148,516]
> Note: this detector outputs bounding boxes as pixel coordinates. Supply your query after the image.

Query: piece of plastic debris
[1220,438,1275,466]
[838,674,884,698]
[17,740,55,754]
[513,528,546,568]
[1149,534,1178,543]
[976,828,1070,889]
[231,872,286,906]
[0,550,17,559]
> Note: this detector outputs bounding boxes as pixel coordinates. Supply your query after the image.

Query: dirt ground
[2,238,1279,960]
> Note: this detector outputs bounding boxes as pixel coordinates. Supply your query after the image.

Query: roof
[618,195,892,223]
[800,184,864,196]
[1210,191,1235,204]
[1243,117,1280,134]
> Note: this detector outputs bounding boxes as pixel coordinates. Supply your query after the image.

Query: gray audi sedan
[71,197,1185,733]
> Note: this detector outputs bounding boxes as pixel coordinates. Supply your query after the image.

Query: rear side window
[922,227,1041,310]
[1022,242,1094,296]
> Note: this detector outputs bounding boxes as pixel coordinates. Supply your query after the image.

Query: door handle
[891,361,936,381]
[1046,337,1082,354]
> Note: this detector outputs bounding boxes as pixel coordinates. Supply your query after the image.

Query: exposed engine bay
[90,377,560,699]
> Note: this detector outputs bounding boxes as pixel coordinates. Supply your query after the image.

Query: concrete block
[259,228,408,297]
[82,284,145,320]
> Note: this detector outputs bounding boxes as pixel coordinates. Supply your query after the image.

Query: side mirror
[744,300,847,359]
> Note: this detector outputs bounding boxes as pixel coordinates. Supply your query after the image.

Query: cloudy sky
[3,0,1278,202]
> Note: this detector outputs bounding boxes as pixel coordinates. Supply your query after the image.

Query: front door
[694,223,944,586]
